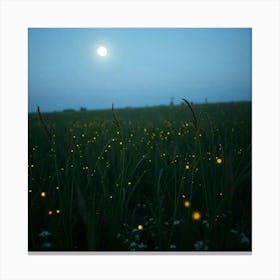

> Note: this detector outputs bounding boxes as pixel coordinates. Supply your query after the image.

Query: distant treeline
[63,107,87,112]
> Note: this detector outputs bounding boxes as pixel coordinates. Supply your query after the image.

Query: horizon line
[28,99,252,114]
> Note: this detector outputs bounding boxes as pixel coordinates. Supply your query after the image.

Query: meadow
[28,101,251,251]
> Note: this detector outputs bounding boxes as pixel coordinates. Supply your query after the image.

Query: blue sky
[28,28,251,112]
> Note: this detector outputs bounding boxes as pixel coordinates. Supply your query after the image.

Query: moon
[97,46,107,57]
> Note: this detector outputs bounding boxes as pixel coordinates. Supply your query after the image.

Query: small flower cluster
[38,230,52,249]
[117,223,148,251]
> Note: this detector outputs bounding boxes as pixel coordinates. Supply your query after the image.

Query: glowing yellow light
[128,182,132,186]
[138,224,144,231]
[192,211,201,221]
[28,189,32,193]
[40,192,46,197]
[184,201,191,208]
[56,209,60,214]
[216,158,223,164]
[48,210,53,215]
[185,164,190,170]
[119,141,123,145]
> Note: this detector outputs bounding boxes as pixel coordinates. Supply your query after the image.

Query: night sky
[28,28,252,112]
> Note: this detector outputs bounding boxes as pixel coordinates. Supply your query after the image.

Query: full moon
[97,46,107,57]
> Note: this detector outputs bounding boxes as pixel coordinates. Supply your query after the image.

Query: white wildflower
[138,242,147,249]
[194,240,208,251]
[173,220,180,226]
[38,231,52,238]
[130,241,137,248]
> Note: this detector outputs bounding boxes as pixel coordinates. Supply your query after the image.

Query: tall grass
[28,101,251,251]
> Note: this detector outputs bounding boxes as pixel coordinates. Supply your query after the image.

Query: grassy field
[28,101,251,251]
